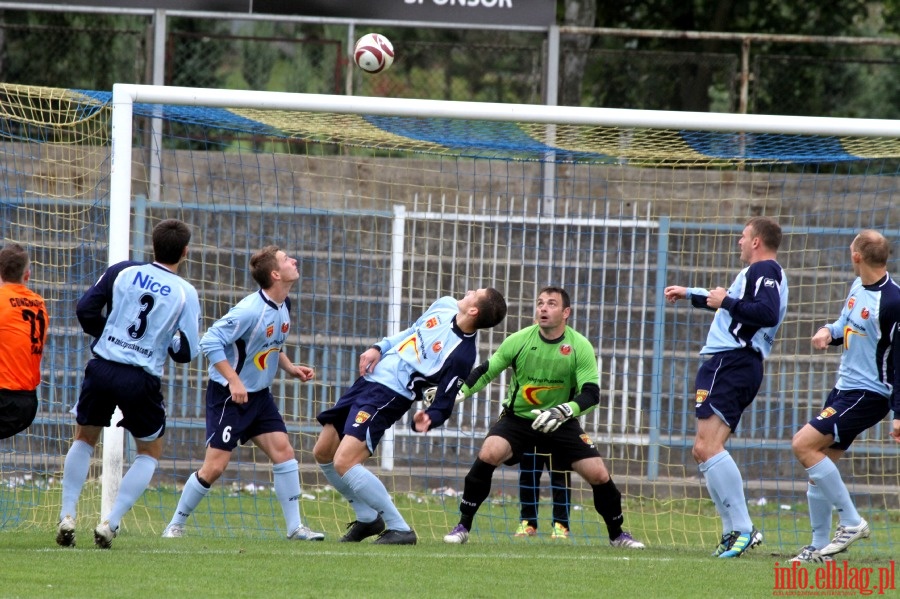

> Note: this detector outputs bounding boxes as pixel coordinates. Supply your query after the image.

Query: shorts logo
[353,411,371,427]
[559,344,572,356]
[432,341,443,353]
[425,317,439,329]
[580,434,594,446]
[861,307,870,320]
[848,297,856,310]
[281,322,290,333]
[695,389,709,406]
[266,323,274,337]
[817,407,837,420]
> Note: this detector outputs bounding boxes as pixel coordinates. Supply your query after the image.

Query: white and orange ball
[354,33,394,74]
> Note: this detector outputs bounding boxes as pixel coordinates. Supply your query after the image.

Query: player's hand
[421,387,465,408]
[706,287,727,309]
[530,404,574,433]
[811,327,832,350]
[228,379,249,404]
[291,365,315,382]
[891,419,900,443]
[359,347,381,376]
[413,410,432,433]
[663,286,687,303]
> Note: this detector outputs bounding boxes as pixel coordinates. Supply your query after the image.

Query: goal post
[2,81,899,554]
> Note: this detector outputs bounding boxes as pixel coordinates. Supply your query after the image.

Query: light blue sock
[703,450,753,533]
[106,454,158,530]
[807,482,833,549]
[341,464,409,531]
[60,440,93,521]
[169,472,211,527]
[699,457,732,533]
[273,459,302,534]
[806,457,861,527]
[319,462,379,522]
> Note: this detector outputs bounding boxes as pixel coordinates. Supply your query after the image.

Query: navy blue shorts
[316,377,412,455]
[694,348,763,432]
[486,411,601,469]
[205,380,287,451]
[76,357,165,439]
[0,389,38,439]
[807,388,890,450]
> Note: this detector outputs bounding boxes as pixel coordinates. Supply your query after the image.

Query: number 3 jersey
[76,260,201,377]
[200,290,292,393]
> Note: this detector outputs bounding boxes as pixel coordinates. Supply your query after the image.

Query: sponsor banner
[23,0,556,27]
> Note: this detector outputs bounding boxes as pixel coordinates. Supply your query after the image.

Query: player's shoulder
[564,326,595,348]
[748,258,785,278]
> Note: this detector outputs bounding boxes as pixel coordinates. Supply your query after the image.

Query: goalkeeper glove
[421,387,465,408]
[530,403,575,433]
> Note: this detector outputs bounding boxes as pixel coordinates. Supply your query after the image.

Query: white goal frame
[105,82,900,516]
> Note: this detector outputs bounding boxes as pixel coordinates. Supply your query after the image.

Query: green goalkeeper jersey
[462,324,599,419]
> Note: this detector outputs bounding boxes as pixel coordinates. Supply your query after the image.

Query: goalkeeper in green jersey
[443,286,645,548]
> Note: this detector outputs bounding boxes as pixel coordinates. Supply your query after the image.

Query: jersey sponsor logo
[695,389,709,405]
[253,347,280,370]
[425,316,439,329]
[817,407,837,420]
[131,270,172,296]
[431,341,442,353]
[266,323,274,337]
[580,433,594,446]
[397,334,420,361]
[353,410,371,426]
[281,322,290,333]
[843,325,866,350]
[861,307,870,320]
[559,344,571,356]
[522,384,556,406]
[848,297,856,310]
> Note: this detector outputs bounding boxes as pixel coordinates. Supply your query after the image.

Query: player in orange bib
[0,243,48,439]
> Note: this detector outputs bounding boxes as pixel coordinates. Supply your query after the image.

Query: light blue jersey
[201,290,291,393]
[688,259,788,359]
[369,296,477,402]
[823,273,900,402]
[76,261,201,376]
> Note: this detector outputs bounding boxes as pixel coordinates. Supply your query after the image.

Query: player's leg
[254,428,324,540]
[549,466,571,537]
[314,390,383,536]
[163,447,232,537]
[516,449,540,536]
[791,390,886,556]
[57,423,102,547]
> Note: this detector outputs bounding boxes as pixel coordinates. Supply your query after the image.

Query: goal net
[1,82,898,555]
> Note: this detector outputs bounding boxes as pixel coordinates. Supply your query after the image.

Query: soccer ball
[354,33,394,74]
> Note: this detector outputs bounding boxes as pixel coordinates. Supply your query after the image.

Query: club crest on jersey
[695,389,709,405]
[425,316,439,329]
[580,434,594,446]
[353,411,371,427]
[817,407,837,420]
[848,297,856,310]
[281,322,290,333]
[266,323,275,337]
[860,307,870,319]
[559,344,572,356]
[431,341,443,353]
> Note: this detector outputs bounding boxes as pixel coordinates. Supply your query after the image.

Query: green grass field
[2,485,898,599]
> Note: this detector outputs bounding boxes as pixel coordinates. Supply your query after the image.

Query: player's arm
[199,304,251,373]
[168,286,202,363]
[413,371,466,432]
[720,263,784,327]
[883,298,900,440]
[75,261,134,338]
[460,332,520,398]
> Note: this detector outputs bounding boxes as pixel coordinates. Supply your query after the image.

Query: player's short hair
[746,216,782,251]
[0,243,29,283]
[538,285,571,310]
[152,219,192,264]
[250,245,281,289]
[853,229,891,267]
[473,287,507,329]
